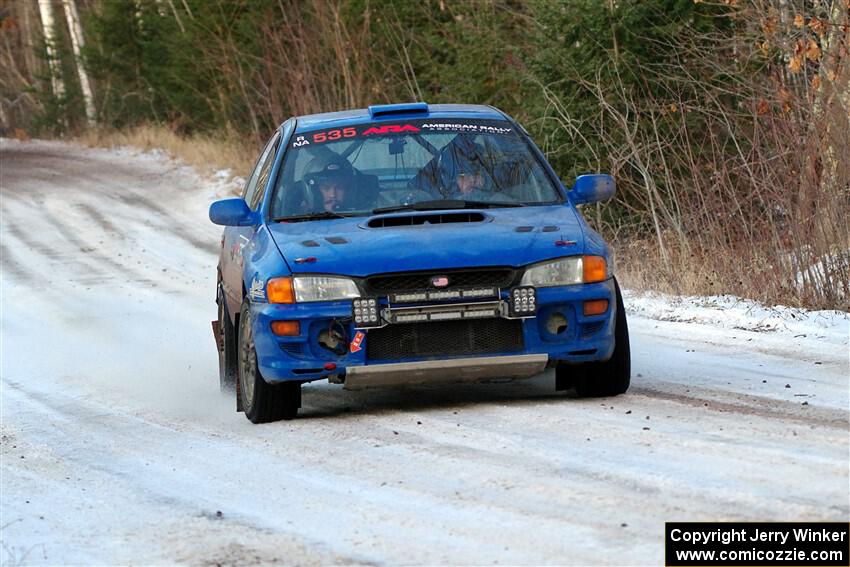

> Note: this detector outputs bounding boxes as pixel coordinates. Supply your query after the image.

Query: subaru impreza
[210,102,629,422]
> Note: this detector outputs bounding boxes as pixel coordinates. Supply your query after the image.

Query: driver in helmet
[303,154,356,212]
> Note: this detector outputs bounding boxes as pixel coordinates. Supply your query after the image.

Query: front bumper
[250,278,617,383]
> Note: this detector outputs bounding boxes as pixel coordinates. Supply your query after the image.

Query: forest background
[2,0,848,310]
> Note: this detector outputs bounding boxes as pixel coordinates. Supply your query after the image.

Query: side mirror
[209,198,256,226]
[569,174,615,205]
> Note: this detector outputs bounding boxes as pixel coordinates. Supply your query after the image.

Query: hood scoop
[368,212,486,228]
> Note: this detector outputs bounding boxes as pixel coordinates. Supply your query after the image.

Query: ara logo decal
[431,275,450,288]
[362,124,420,136]
[349,331,365,353]
[248,276,265,301]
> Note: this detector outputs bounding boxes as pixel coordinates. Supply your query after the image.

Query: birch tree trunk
[62,0,96,126]
[37,0,64,100]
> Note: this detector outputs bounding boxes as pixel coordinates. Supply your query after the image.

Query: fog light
[583,299,609,316]
[546,312,568,334]
[509,286,537,317]
[352,297,381,327]
[271,320,300,336]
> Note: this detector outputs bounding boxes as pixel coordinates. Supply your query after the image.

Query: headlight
[520,255,607,287]
[292,276,360,302]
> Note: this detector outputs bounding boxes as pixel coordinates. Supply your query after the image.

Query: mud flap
[555,364,586,391]
[555,371,571,391]
[213,318,242,412]
[211,320,223,353]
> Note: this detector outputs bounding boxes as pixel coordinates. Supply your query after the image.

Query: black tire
[558,278,631,397]
[237,301,301,423]
[217,287,237,391]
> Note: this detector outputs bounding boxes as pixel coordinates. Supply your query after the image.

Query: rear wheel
[557,278,631,397]
[238,301,301,423]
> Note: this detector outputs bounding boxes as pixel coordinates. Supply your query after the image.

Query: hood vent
[368,212,486,228]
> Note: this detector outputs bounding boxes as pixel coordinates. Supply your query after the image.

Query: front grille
[365,268,516,295]
[366,318,524,361]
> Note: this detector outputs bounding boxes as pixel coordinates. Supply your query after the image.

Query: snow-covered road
[2,139,848,566]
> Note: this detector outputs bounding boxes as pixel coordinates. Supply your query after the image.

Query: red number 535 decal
[313,127,356,143]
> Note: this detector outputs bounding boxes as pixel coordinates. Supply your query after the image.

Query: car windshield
[269,118,562,220]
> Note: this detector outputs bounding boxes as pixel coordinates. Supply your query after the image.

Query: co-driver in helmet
[437,138,493,198]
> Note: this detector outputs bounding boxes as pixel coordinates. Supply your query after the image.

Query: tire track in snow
[6,378,611,564]
[1,381,372,566]
[115,192,218,254]
[23,190,186,292]
[73,202,126,240]
[630,385,847,429]
[1,215,107,279]
[0,242,35,284]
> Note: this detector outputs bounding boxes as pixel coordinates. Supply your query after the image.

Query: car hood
[267,205,586,276]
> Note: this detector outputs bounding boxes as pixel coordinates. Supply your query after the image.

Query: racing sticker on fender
[248,276,265,301]
[350,331,365,353]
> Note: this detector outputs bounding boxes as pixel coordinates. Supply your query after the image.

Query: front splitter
[342,354,549,390]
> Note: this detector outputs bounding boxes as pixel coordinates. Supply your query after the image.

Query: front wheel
[557,278,631,397]
[238,301,301,423]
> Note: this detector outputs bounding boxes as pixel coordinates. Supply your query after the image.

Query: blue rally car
[210,102,630,423]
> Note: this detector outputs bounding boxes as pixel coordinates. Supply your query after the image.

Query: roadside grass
[76,125,256,186]
[612,236,850,312]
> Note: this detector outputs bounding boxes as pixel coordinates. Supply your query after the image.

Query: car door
[221,130,281,319]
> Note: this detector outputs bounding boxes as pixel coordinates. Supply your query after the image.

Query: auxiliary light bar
[389,287,498,304]
[386,302,501,324]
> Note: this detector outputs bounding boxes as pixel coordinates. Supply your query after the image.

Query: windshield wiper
[274,211,351,223]
[459,200,523,209]
[372,199,522,215]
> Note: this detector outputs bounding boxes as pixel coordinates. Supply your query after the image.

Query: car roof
[292,103,508,133]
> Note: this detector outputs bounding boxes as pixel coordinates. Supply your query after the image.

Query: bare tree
[62,0,96,126]
[37,0,64,100]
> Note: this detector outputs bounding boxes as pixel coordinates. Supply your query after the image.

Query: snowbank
[624,290,849,345]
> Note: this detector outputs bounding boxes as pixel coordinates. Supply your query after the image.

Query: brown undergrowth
[554,1,850,311]
[75,125,256,183]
